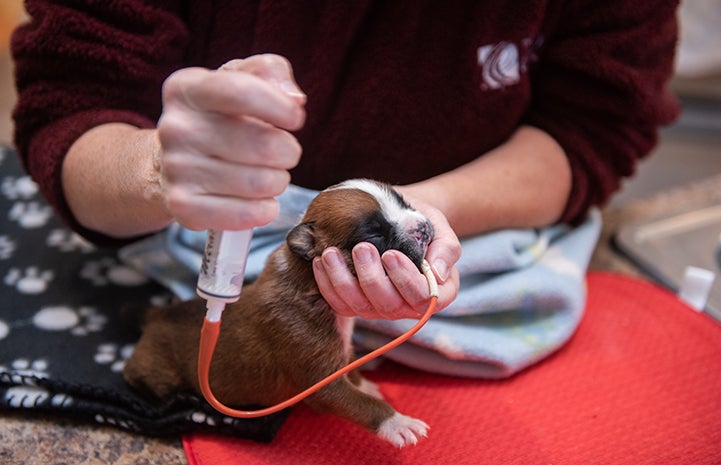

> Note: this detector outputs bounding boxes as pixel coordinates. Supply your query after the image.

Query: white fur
[377,412,430,448]
[331,180,428,233]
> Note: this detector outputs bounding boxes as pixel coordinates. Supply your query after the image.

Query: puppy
[123,179,434,447]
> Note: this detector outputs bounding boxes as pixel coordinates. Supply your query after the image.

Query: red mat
[183,272,721,464]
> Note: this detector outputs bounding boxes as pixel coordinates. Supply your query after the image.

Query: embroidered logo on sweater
[477,36,543,90]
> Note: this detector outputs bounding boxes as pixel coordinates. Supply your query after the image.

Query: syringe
[196,229,253,322]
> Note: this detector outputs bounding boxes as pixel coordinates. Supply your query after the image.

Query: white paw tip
[377,413,429,448]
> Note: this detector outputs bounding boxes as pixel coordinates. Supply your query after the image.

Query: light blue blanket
[120,184,601,379]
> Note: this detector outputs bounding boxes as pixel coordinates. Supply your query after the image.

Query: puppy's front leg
[304,376,429,447]
[347,370,384,400]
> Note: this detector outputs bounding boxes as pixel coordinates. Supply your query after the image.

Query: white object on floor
[678,266,716,311]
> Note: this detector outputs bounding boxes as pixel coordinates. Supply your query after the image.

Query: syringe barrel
[196,229,253,303]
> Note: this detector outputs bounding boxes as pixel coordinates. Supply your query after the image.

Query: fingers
[355,245,408,318]
[313,244,455,321]
[165,153,291,200]
[381,251,437,310]
[165,191,280,231]
[312,248,369,318]
[311,188,462,320]
[162,66,305,131]
[219,54,307,105]
[159,111,302,170]
[394,189,462,285]
[422,212,461,285]
[156,54,306,231]
[158,112,300,229]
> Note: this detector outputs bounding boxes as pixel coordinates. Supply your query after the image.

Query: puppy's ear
[287,222,319,260]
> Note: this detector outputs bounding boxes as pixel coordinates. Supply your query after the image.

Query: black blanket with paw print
[0,146,287,440]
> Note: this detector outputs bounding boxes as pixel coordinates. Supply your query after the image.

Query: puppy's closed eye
[348,212,392,252]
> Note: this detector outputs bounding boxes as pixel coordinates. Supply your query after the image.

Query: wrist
[63,123,174,239]
[140,128,173,224]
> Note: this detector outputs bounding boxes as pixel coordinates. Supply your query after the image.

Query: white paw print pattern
[8,201,53,229]
[94,343,134,373]
[32,305,107,336]
[4,267,54,295]
[0,235,16,260]
[94,413,137,431]
[190,410,218,427]
[189,411,241,427]
[0,358,57,408]
[1,358,49,383]
[80,258,148,287]
[46,229,95,253]
[1,175,39,200]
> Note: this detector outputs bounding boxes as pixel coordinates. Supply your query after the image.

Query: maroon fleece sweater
[12,0,679,246]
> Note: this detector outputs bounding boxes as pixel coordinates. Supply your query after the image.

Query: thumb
[425,228,460,284]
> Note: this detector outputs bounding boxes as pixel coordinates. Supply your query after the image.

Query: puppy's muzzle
[412,220,433,255]
[396,219,434,269]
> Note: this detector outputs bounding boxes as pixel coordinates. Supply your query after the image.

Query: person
[11,1,680,323]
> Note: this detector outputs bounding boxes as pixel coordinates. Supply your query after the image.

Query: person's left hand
[312,193,461,320]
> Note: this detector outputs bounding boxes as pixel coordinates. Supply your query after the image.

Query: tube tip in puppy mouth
[421,260,439,298]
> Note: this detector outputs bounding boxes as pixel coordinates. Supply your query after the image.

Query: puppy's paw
[377,412,429,447]
[357,378,384,400]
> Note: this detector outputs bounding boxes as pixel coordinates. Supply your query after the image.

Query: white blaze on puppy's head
[287,179,434,270]
[330,179,430,236]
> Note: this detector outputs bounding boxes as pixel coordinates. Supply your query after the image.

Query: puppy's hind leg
[123,336,184,399]
[303,376,428,447]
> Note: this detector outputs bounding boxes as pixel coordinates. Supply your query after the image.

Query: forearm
[62,123,173,239]
[399,125,572,237]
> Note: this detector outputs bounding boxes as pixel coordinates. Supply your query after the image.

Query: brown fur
[123,182,429,440]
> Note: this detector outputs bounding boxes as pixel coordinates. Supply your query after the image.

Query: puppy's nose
[411,221,434,253]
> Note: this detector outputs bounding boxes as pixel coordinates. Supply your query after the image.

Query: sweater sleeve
[525,0,680,224]
[11,0,189,247]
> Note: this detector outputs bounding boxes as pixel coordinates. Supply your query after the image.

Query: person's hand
[312,194,461,320]
[156,54,306,231]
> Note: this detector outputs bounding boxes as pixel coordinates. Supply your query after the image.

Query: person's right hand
[157,54,306,231]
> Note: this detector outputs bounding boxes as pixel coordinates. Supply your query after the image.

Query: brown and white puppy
[123,179,434,447]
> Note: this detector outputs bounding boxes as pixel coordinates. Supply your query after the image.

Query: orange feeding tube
[197,260,439,418]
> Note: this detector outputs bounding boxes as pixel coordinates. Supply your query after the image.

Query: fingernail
[381,252,402,270]
[322,248,343,268]
[279,80,306,101]
[312,257,323,273]
[432,260,449,283]
[354,244,373,265]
